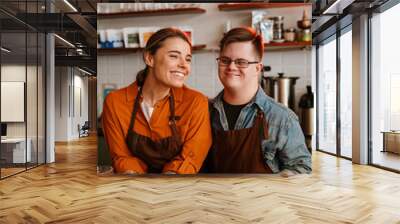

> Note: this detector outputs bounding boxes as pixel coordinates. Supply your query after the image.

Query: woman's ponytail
[136,66,148,87]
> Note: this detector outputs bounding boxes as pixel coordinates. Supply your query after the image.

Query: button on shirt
[210,87,312,174]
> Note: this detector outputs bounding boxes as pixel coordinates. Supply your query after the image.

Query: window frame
[315,20,353,160]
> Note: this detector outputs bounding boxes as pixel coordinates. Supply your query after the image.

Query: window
[316,25,353,159]
[370,2,400,171]
[340,28,352,158]
[0,1,47,179]
[317,36,337,155]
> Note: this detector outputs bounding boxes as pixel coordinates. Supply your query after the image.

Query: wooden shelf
[98,42,310,55]
[192,44,207,51]
[218,3,311,11]
[98,44,207,55]
[264,41,311,51]
[98,7,206,19]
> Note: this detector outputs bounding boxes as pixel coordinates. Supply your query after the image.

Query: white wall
[72,73,89,138]
[1,65,37,138]
[1,64,46,163]
[1,65,26,139]
[55,66,69,141]
[97,3,312,115]
[54,67,89,141]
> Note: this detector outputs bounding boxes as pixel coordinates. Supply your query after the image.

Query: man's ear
[144,51,154,68]
[256,62,263,74]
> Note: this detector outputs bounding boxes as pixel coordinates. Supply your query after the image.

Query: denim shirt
[210,87,312,174]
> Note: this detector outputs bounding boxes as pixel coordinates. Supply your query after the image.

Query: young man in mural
[206,27,312,176]
[102,27,212,174]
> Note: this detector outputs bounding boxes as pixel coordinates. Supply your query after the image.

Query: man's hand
[279,169,298,177]
[123,170,140,175]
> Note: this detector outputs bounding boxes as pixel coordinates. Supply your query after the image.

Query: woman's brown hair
[136,27,192,86]
[219,27,264,60]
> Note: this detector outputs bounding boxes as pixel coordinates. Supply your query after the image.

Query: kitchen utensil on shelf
[271,16,284,41]
[297,19,311,29]
[262,72,299,111]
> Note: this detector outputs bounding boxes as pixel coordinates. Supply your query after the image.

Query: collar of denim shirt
[211,86,271,130]
[212,86,269,111]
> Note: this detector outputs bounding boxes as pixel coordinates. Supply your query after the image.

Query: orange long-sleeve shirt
[102,82,212,174]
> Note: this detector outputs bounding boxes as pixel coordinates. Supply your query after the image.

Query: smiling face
[218,41,262,92]
[145,37,192,88]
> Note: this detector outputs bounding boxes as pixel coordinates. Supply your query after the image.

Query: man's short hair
[219,27,264,60]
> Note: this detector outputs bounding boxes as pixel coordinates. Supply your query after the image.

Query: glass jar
[284,28,296,42]
[270,16,284,40]
[303,29,311,42]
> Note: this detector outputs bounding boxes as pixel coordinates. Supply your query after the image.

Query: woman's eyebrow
[167,50,181,54]
[168,50,192,57]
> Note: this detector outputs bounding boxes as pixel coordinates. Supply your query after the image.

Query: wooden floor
[372,150,400,171]
[1,136,400,223]
[1,163,45,178]
[1,167,26,178]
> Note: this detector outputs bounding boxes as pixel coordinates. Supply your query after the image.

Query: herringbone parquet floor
[1,135,400,223]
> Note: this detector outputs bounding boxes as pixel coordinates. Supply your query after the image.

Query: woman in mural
[102,27,212,174]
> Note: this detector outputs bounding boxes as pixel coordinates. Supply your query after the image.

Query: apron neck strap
[128,87,178,134]
[256,109,268,140]
[168,90,176,122]
[167,91,181,143]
